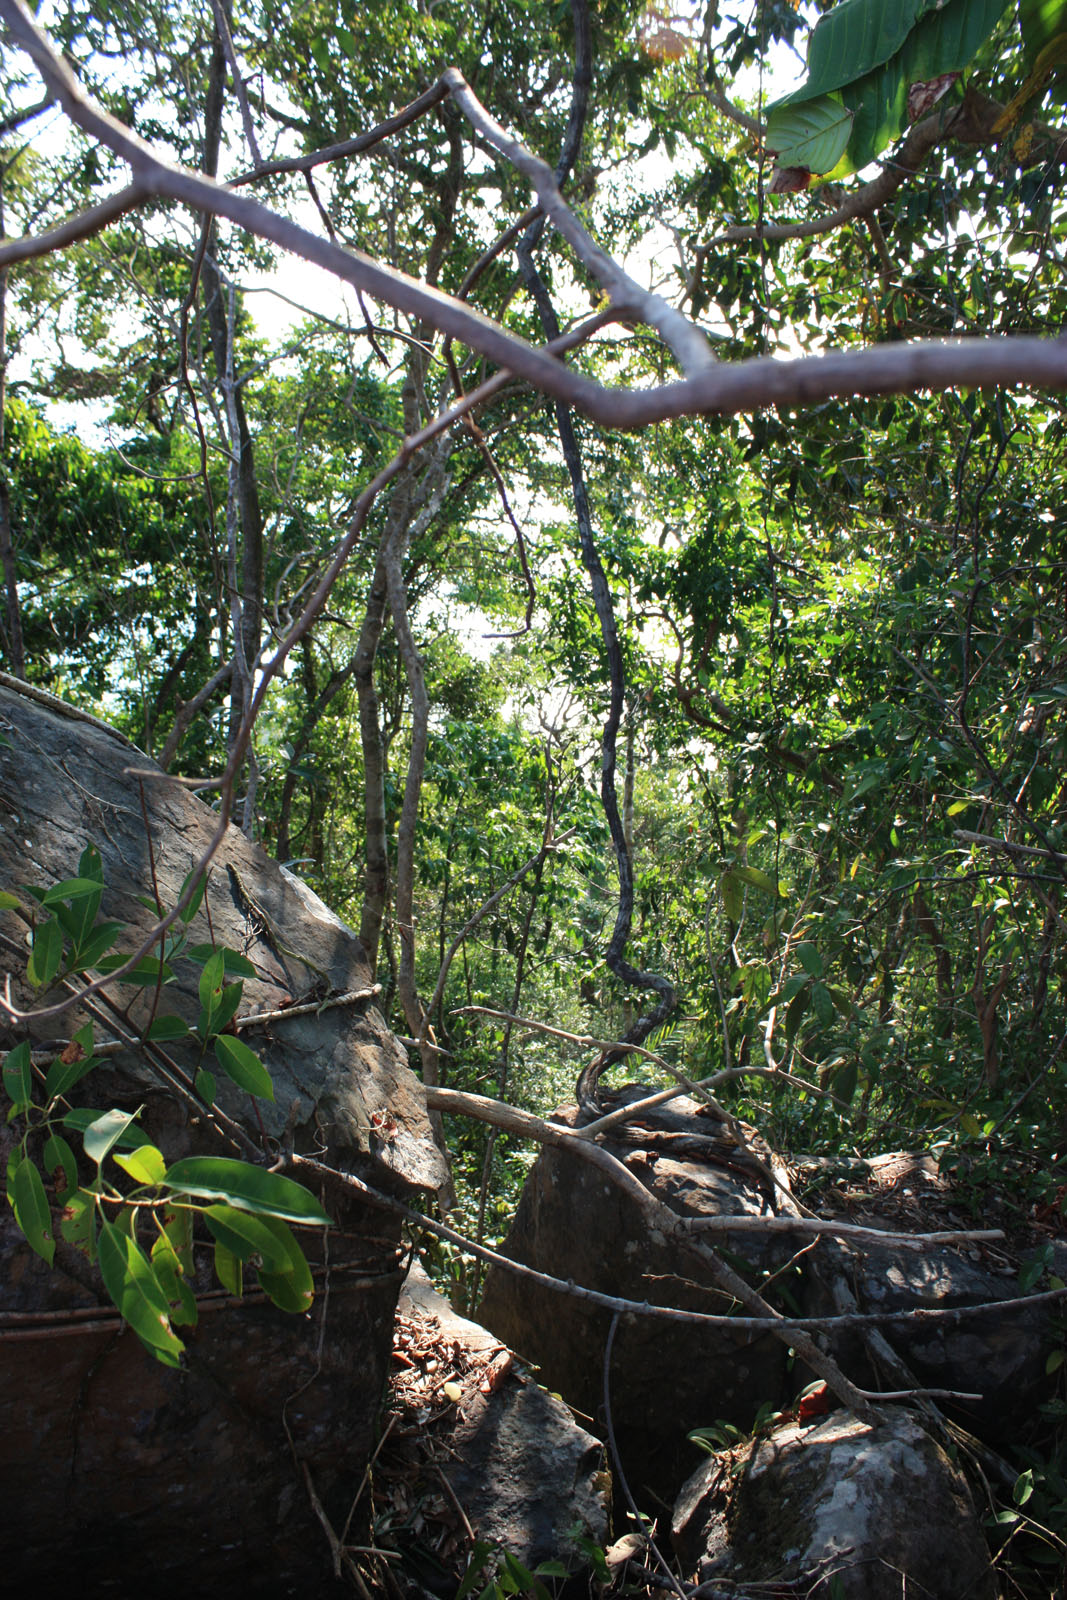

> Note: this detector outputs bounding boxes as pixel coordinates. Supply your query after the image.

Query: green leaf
[0,889,21,910]
[1020,0,1067,63]
[833,1060,859,1105]
[720,869,743,922]
[70,920,124,972]
[41,876,105,907]
[199,980,244,1040]
[336,24,357,56]
[42,1133,79,1195]
[203,1204,294,1272]
[2,1040,32,1109]
[198,947,226,1010]
[213,1034,274,1100]
[158,1204,195,1275]
[81,1107,144,1166]
[144,1014,191,1042]
[11,1155,55,1264]
[59,1186,97,1259]
[27,916,64,988]
[812,981,835,1028]
[795,941,823,978]
[97,1217,184,1366]
[178,866,209,925]
[213,1242,243,1297]
[187,944,257,978]
[45,1040,99,1102]
[163,1156,332,1226]
[195,1068,217,1105]
[310,34,331,72]
[94,953,175,985]
[766,97,853,173]
[151,1234,198,1326]
[785,987,809,1046]
[731,864,784,898]
[114,1143,167,1186]
[78,843,104,883]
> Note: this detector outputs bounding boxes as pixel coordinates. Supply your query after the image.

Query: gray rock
[804,1231,1064,1443]
[0,682,444,1595]
[478,1090,799,1503]
[398,1264,610,1573]
[672,1408,997,1599]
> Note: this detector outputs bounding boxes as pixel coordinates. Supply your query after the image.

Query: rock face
[671,1408,997,1600]
[478,1089,797,1502]
[0,682,446,1596]
[397,1264,610,1573]
[804,1231,1064,1445]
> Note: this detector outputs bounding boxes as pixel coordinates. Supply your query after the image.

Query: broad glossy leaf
[213,1241,243,1296]
[41,876,106,907]
[59,1187,97,1258]
[833,1060,859,1104]
[720,870,743,922]
[81,1107,144,1166]
[795,942,823,978]
[94,953,175,985]
[785,987,809,1046]
[163,1156,332,1226]
[1020,0,1067,62]
[98,1217,184,1366]
[70,920,123,973]
[188,944,257,978]
[27,916,64,988]
[0,889,21,910]
[195,1068,217,1105]
[213,1034,274,1100]
[203,1204,293,1272]
[11,1156,55,1264]
[198,948,226,1009]
[77,843,104,884]
[114,1143,167,1186]
[151,1234,198,1327]
[199,980,244,1040]
[257,1241,314,1313]
[812,981,835,1029]
[45,1030,99,1101]
[177,867,208,925]
[731,864,783,898]
[765,97,852,173]
[144,1014,191,1042]
[43,1133,79,1195]
[3,1040,32,1109]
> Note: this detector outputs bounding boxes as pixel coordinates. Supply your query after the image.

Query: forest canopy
[1,0,1067,1243]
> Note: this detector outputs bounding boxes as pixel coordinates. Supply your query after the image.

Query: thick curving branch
[1,0,1064,422]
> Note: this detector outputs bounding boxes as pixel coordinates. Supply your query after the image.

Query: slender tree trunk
[0,178,25,680]
[201,13,263,795]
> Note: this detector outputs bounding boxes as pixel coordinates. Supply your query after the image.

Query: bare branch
[3,0,1063,420]
[685,1215,1005,1249]
[0,180,147,265]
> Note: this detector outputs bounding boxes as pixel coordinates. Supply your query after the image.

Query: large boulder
[672,1408,996,1599]
[0,680,446,1596]
[477,1088,799,1503]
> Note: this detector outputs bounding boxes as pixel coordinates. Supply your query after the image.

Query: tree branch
[3,0,1063,422]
